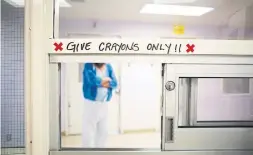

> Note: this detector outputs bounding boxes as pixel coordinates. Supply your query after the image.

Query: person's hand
[101,80,110,88]
[101,80,108,85]
[102,82,110,88]
[101,77,111,88]
[103,77,111,82]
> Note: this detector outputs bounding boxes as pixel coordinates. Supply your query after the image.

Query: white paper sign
[49,38,253,55]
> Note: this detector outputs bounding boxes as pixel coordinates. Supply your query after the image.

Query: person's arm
[107,64,118,89]
[83,63,102,87]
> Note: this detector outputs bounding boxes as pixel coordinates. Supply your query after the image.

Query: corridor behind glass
[60,62,163,149]
[59,61,253,150]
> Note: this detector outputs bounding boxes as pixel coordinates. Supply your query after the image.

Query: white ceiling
[60,0,253,26]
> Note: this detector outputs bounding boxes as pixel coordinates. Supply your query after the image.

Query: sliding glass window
[178,77,253,127]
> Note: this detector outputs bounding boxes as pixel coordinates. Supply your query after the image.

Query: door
[120,63,162,132]
[64,34,121,135]
[162,64,253,151]
[65,63,120,135]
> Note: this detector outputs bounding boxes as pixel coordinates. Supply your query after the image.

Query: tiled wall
[1,0,25,152]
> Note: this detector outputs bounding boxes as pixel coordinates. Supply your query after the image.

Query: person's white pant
[82,99,108,148]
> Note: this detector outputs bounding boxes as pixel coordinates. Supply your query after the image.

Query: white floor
[62,132,161,148]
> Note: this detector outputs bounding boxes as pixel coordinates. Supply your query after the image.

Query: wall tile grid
[1,1,25,154]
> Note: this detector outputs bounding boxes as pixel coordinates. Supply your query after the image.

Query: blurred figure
[82,63,118,148]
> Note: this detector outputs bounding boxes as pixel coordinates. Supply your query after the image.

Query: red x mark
[54,42,63,52]
[186,44,195,53]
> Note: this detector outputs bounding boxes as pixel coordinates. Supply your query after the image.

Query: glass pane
[1,0,25,154]
[197,78,253,122]
[60,62,162,149]
[179,78,253,127]
[58,0,253,40]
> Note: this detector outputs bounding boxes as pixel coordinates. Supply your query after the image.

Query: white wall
[244,5,253,39]
[220,8,246,39]
[220,4,253,39]
[59,19,222,38]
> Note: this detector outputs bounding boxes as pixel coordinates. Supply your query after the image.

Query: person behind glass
[82,63,118,148]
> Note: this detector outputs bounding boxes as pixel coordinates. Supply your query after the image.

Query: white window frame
[162,64,253,152]
[24,0,32,155]
[25,0,54,155]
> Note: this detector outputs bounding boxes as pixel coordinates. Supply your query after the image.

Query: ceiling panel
[60,0,253,26]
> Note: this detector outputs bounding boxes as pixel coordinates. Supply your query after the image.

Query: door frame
[61,63,70,136]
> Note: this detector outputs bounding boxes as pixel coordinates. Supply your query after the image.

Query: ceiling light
[140,4,214,16]
[5,0,71,7]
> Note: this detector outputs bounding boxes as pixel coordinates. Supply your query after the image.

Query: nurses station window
[178,77,253,127]
[59,62,163,150]
[179,77,253,127]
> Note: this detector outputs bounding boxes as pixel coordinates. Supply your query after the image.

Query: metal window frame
[49,151,253,155]
[48,57,253,153]
[163,64,253,151]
